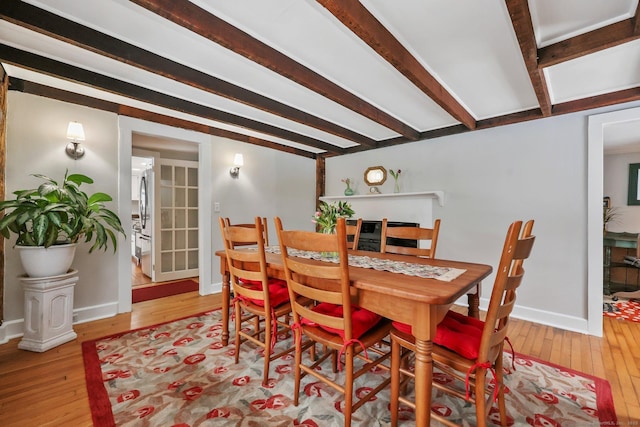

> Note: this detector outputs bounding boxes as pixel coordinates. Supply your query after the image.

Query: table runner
[264,246,466,282]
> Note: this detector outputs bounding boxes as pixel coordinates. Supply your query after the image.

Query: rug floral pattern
[603,295,640,323]
[82,310,616,426]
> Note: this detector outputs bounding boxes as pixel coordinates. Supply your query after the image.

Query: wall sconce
[65,121,86,160]
[229,153,244,178]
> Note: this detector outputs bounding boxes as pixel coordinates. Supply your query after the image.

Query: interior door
[153,158,199,282]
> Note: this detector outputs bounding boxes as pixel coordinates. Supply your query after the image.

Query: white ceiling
[2,0,640,156]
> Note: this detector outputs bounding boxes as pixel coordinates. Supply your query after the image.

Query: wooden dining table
[216,248,493,426]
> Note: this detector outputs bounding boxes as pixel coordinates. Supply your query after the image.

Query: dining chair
[389,219,535,427]
[223,216,270,246]
[346,218,362,250]
[275,216,392,427]
[218,216,294,386]
[380,218,441,258]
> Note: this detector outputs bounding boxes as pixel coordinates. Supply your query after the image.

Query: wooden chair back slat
[380,218,441,258]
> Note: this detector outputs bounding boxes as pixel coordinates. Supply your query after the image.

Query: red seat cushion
[393,310,485,360]
[301,302,382,339]
[239,278,290,308]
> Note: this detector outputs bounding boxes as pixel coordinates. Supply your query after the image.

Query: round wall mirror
[364,166,387,186]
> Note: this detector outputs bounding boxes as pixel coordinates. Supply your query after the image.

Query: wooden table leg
[467,282,481,319]
[412,307,435,426]
[413,337,433,426]
[221,270,230,346]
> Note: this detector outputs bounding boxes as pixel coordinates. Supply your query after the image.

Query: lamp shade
[233,153,244,167]
[66,122,85,141]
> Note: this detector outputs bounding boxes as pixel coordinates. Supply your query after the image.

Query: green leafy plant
[0,171,125,252]
[312,201,355,233]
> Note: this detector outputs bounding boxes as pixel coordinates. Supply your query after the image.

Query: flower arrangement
[312,201,355,233]
[389,169,401,193]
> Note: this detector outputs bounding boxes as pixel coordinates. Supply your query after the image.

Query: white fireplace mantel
[320,191,445,207]
[320,191,445,227]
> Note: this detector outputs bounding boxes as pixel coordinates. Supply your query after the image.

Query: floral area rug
[603,295,640,323]
[82,309,616,426]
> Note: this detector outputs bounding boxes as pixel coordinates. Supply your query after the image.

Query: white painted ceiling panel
[547,39,640,103]
[362,0,539,119]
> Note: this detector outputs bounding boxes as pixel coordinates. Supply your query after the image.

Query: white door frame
[587,106,640,336]
[117,117,212,313]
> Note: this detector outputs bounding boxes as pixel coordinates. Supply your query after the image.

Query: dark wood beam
[0,65,6,326]
[505,0,552,116]
[538,5,640,68]
[128,0,421,140]
[316,0,476,130]
[0,0,375,148]
[552,85,640,116]
[0,45,342,154]
[10,78,317,159]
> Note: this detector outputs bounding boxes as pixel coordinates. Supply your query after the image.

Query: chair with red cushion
[275,216,391,427]
[390,220,535,427]
[219,216,295,386]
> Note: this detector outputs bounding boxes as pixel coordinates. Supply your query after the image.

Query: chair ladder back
[478,220,535,363]
[219,217,273,308]
[275,217,354,339]
[223,216,270,246]
[380,218,441,258]
[345,218,362,250]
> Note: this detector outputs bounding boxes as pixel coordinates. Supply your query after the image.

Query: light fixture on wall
[65,121,86,160]
[229,153,244,178]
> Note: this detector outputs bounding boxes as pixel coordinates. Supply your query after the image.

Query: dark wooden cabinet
[603,232,640,294]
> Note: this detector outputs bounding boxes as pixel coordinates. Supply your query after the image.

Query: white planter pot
[16,243,77,278]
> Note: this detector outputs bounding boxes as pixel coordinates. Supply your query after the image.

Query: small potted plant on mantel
[0,171,126,277]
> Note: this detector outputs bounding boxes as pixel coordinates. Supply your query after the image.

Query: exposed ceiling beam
[9,77,317,159]
[316,0,476,130]
[552,85,640,116]
[0,44,342,154]
[538,4,640,68]
[0,0,376,148]
[128,0,421,140]
[505,0,552,117]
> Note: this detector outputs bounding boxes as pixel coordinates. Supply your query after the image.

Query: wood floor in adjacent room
[0,293,638,426]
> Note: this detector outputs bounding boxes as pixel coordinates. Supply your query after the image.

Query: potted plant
[0,171,125,277]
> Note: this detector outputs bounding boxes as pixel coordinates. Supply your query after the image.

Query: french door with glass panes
[153,158,199,282]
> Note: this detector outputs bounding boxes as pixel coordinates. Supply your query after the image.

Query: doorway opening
[130,136,200,302]
[117,116,213,313]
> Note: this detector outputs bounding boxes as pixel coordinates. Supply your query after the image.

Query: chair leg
[344,346,354,427]
[475,368,487,427]
[234,302,241,365]
[390,336,401,427]
[496,355,508,427]
[262,316,272,386]
[294,335,302,406]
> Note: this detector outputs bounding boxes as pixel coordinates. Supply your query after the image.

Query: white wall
[604,152,640,233]
[1,92,317,343]
[326,104,637,334]
[3,92,121,333]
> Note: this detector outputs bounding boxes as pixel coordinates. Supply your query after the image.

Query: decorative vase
[344,184,354,196]
[393,179,400,193]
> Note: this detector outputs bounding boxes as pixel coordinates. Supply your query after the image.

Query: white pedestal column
[19,270,78,352]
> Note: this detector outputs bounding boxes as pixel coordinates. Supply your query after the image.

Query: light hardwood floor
[0,293,638,426]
